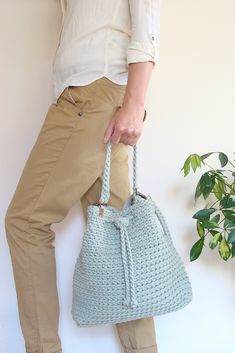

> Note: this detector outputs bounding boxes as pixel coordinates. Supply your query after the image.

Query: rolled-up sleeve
[127,0,161,68]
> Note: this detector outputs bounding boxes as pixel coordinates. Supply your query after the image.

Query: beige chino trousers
[4,76,157,353]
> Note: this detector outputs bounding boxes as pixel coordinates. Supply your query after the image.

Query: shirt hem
[54,73,128,101]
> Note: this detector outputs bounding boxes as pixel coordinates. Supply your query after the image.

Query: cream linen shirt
[52,0,161,100]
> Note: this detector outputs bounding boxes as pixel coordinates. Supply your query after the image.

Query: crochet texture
[72,141,193,327]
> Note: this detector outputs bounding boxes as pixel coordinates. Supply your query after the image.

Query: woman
[4,1,161,352]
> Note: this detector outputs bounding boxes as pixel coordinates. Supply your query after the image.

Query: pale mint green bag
[72,141,192,327]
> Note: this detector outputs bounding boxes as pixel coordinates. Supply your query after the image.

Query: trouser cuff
[123,344,158,353]
[26,349,62,353]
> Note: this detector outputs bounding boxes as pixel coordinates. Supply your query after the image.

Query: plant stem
[228,160,235,169]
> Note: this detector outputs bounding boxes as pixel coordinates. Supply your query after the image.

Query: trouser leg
[115,317,158,353]
[4,76,157,353]
[4,77,127,353]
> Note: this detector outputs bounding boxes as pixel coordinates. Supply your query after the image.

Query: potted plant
[181,152,235,261]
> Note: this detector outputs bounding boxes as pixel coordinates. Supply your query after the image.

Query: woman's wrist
[122,90,145,110]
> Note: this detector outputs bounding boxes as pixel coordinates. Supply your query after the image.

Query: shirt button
[78,111,83,116]
[151,35,155,40]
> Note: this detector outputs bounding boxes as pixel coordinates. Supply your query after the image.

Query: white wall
[1,1,234,353]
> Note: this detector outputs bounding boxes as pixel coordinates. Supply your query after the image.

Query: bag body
[72,141,193,327]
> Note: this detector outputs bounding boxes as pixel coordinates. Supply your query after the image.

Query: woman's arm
[103,0,161,146]
[103,62,154,146]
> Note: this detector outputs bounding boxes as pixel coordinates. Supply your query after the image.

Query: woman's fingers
[103,105,144,146]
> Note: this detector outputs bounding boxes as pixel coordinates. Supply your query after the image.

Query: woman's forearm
[122,61,155,113]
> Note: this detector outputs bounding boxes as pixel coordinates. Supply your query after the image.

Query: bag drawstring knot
[105,214,138,308]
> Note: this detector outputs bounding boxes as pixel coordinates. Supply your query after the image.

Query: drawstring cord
[105,214,138,308]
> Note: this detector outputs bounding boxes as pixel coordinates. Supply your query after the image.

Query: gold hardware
[92,202,107,217]
[99,206,104,217]
[131,190,148,205]
[92,202,108,206]
[135,190,148,199]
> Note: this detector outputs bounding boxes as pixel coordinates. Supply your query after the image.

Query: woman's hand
[103,101,146,146]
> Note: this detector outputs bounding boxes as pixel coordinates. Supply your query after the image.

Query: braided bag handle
[98,139,173,241]
[99,140,137,204]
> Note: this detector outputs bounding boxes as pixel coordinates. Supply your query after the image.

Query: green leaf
[211,169,227,177]
[190,236,205,261]
[199,173,215,199]
[224,219,235,229]
[218,237,231,260]
[196,220,205,237]
[191,154,202,172]
[200,152,214,160]
[227,197,235,208]
[222,210,235,222]
[219,153,228,168]
[181,155,191,177]
[211,214,220,223]
[192,208,216,220]
[210,230,221,236]
[227,230,235,244]
[220,195,230,208]
[213,182,223,200]
[215,169,227,175]
[194,180,202,200]
[209,232,221,249]
[231,243,235,258]
[201,220,220,229]
[220,195,235,208]
[217,178,226,194]
[213,175,226,200]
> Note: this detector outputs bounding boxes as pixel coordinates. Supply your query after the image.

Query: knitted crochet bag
[71,141,193,327]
